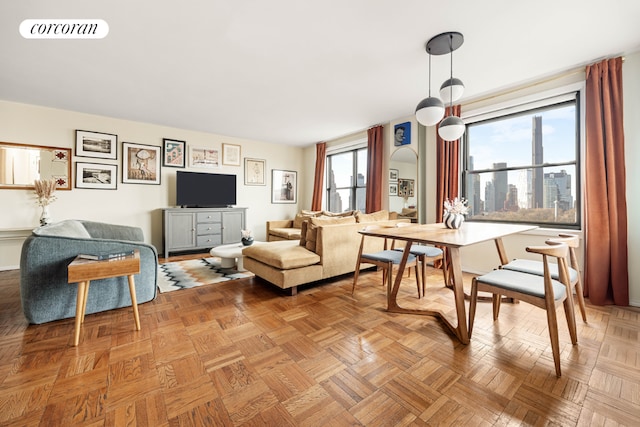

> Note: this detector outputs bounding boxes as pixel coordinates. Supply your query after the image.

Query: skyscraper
[532,115,544,209]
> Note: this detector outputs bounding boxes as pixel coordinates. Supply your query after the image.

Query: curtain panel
[365,125,383,213]
[584,57,629,306]
[311,142,326,211]
[435,105,461,222]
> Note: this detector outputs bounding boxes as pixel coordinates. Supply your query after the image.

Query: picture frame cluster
[73,130,274,195]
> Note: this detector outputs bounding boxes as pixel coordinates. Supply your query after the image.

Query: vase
[241,237,254,246]
[39,205,51,226]
[444,212,464,229]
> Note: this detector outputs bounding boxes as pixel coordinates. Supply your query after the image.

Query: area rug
[157,257,254,293]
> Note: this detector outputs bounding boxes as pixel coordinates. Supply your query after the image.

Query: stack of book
[78,250,135,261]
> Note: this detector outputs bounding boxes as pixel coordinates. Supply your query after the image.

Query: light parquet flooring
[1,261,639,426]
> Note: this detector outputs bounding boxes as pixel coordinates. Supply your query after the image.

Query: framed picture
[398,178,415,198]
[122,142,161,185]
[75,130,118,159]
[271,169,297,204]
[393,122,411,146]
[190,147,219,168]
[222,143,241,166]
[75,162,117,190]
[163,138,185,168]
[389,183,398,196]
[244,158,266,186]
[389,169,399,182]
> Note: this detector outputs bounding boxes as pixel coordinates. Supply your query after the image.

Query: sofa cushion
[243,241,320,270]
[306,216,357,252]
[356,210,389,223]
[269,227,302,240]
[33,220,91,238]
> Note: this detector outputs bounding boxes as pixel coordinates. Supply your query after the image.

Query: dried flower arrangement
[443,197,469,215]
[241,229,253,239]
[34,178,58,206]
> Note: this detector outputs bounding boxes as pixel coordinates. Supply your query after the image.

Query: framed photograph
[122,142,161,185]
[389,183,398,196]
[190,147,219,168]
[271,169,297,204]
[389,169,399,182]
[75,162,117,190]
[75,130,118,159]
[393,122,411,146]
[398,178,415,198]
[222,143,241,166]
[245,158,266,186]
[163,138,185,168]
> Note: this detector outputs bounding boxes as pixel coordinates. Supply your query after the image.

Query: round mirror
[389,147,418,222]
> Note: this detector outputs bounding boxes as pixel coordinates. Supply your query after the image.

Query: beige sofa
[266,210,356,241]
[245,211,409,294]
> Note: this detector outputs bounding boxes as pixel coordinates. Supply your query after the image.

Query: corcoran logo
[20,19,109,39]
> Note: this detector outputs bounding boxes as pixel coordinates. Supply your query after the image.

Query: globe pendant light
[438,32,466,142]
[415,50,444,126]
[439,77,465,104]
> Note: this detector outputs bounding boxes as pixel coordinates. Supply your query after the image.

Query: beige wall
[0,101,304,269]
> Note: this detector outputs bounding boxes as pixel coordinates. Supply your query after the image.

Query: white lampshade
[439,77,465,104]
[438,115,465,141]
[415,96,445,126]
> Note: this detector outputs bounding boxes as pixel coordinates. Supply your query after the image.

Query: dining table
[358,221,537,344]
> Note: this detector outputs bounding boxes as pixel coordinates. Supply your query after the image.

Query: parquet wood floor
[1,258,639,426]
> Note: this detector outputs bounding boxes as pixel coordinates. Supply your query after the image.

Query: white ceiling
[2,1,639,147]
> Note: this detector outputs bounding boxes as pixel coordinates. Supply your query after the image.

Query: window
[326,148,367,213]
[463,93,580,229]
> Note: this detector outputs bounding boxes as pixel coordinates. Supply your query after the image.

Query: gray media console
[162,207,247,259]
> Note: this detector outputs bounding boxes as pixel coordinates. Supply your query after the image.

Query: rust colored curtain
[365,125,383,213]
[435,105,461,221]
[584,57,629,306]
[311,142,326,211]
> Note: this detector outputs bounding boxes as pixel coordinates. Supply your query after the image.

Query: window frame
[325,141,367,213]
[461,85,584,230]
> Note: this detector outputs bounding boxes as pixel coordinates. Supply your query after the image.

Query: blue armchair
[20,220,158,324]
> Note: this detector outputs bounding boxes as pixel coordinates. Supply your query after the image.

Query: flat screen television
[176,171,236,208]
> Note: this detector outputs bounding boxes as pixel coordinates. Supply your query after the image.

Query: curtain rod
[463,56,626,109]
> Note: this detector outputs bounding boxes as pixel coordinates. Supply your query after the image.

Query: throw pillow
[320,210,356,217]
[299,220,309,247]
[293,211,320,229]
[33,219,91,238]
[356,210,389,223]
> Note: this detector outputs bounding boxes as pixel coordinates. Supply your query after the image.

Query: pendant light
[437,32,465,142]
[415,47,444,126]
[415,31,465,142]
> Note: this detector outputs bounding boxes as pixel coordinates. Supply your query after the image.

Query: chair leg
[469,278,478,338]
[352,262,361,295]
[562,293,578,345]
[414,265,421,299]
[420,255,426,297]
[544,303,562,377]
[574,279,587,322]
[492,294,502,320]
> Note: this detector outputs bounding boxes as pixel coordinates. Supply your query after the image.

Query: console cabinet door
[166,212,195,255]
[222,210,244,244]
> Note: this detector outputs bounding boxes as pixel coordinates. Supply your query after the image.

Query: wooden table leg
[128,275,141,331]
[74,281,87,346]
[81,281,90,324]
[448,247,469,344]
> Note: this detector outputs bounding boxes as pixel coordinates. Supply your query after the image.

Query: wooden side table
[67,250,141,346]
